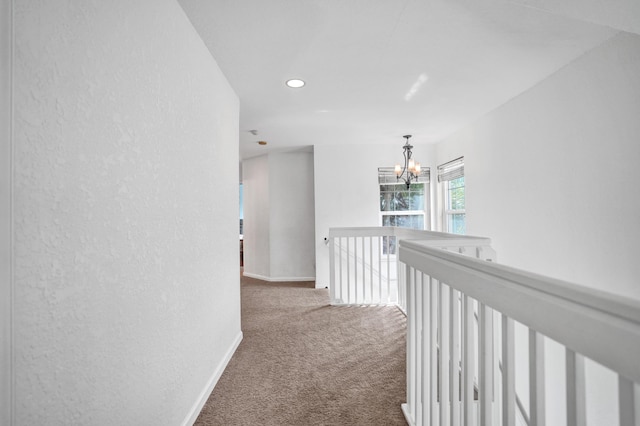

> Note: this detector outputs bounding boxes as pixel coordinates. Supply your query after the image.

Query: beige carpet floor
[194,274,407,426]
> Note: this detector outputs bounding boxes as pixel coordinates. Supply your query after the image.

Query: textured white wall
[436,31,640,426]
[12,1,241,425]
[313,143,436,288]
[269,152,316,280]
[1,0,12,424]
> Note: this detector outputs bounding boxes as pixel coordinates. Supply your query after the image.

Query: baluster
[430,278,439,426]
[398,264,404,310]
[378,236,383,304]
[369,236,374,304]
[529,330,545,426]
[407,264,416,424]
[566,349,586,426]
[346,237,351,303]
[338,237,343,303]
[619,375,636,426]
[415,270,423,425]
[463,295,476,426]
[353,237,358,304]
[494,314,501,423]
[361,237,365,303]
[479,303,493,426]
[636,383,640,425]
[502,315,515,426]
[386,235,391,304]
[329,237,335,304]
[422,273,431,426]
[440,282,450,426]
[451,288,461,426]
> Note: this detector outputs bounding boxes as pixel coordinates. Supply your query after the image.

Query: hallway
[195,275,407,425]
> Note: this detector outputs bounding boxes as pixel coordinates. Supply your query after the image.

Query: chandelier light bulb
[394,164,402,176]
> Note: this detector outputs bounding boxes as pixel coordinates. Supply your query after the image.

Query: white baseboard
[181,331,243,426]
[242,271,316,282]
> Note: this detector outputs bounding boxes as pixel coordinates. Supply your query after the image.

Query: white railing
[400,239,640,426]
[327,227,496,308]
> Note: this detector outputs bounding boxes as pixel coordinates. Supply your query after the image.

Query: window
[379,183,426,229]
[438,157,465,235]
[378,167,430,253]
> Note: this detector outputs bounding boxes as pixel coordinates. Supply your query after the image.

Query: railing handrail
[328,226,493,245]
[400,238,640,383]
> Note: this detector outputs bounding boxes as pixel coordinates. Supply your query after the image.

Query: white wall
[242,155,271,278]
[269,152,316,280]
[1,0,12,424]
[437,31,640,299]
[242,151,316,281]
[11,1,241,425]
[314,143,436,288]
[436,31,640,426]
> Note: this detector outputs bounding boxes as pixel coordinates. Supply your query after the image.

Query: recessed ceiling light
[258,141,267,145]
[286,79,305,88]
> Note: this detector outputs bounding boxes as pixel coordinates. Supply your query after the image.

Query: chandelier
[394,135,421,188]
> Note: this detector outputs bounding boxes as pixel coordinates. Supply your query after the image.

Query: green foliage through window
[382,214,424,229]
[380,183,425,212]
[445,176,465,235]
[379,182,427,254]
[446,177,465,210]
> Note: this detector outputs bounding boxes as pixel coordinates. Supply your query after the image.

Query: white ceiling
[177,0,626,160]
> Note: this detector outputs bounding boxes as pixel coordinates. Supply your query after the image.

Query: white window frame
[378,167,431,255]
[438,157,465,235]
[443,177,465,234]
[378,167,430,231]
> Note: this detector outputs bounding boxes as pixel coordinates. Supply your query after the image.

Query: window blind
[378,167,430,184]
[437,157,464,182]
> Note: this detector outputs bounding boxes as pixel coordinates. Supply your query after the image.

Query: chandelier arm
[404,144,413,184]
[402,147,410,179]
[396,134,418,189]
[397,146,409,185]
